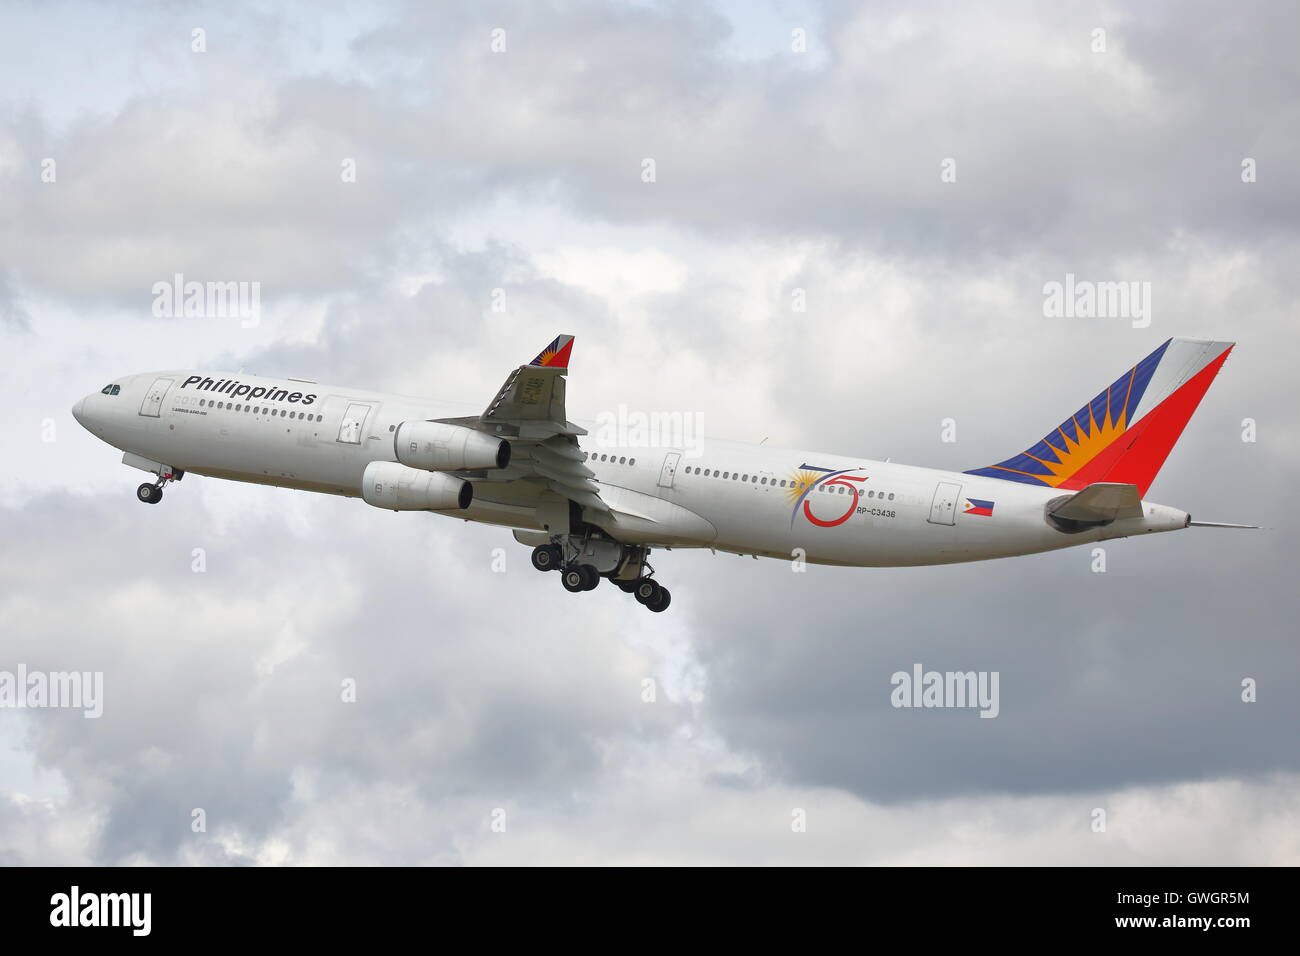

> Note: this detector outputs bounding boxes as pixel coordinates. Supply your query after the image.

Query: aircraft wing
[435,335,611,516]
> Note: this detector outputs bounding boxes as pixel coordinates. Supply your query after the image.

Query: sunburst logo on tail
[1025,404,1129,487]
[528,334,575,369]
[966,349,1162,488]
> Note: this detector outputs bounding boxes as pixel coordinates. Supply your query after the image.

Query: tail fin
[528,334,574,369]
[965,337,1234,496]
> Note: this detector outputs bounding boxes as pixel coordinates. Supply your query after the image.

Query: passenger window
[888,493,895,500]
[619,457,626,464]
[629,458,635,465]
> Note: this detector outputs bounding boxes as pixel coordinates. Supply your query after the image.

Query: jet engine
[362,460,473,511]
[394,421,510,472]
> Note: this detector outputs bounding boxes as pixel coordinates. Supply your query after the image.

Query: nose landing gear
[136,482,164,504]
[135,466,181,505]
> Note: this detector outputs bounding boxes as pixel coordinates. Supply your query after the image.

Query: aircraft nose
[72,396,87,425]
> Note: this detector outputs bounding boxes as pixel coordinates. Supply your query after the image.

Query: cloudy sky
[2,0,1298,864]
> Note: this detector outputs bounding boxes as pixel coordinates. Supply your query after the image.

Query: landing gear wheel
[579,564,600,590]
[531,545,562,572]
[615,580,639,593]
[136,482,162,504]
[633,579,660,604]
[646,586,671,612]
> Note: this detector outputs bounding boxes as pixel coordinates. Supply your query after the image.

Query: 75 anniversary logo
[786,464,868,528]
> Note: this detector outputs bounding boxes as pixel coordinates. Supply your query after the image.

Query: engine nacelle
[394,421,510,472]
[361,460,473,511]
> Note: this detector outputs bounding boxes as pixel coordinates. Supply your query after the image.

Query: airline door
[139,377,174,418]
[337,402,373,444]
[928,481,961,525]
[657,451,682,489]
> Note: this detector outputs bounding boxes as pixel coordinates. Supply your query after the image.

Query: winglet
[529,334,575,369]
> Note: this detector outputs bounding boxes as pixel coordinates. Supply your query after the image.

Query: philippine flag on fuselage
[964,498,995,517]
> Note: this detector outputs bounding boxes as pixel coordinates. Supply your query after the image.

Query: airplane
[72,335,1253,612]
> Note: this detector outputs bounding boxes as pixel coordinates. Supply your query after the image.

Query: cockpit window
[100,384,121,396]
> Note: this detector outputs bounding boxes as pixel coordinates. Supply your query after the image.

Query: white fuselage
[73,370,1191,567]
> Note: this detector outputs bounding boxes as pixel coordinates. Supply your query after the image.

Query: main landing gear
[619,577,672,613]
[530,541,672,612]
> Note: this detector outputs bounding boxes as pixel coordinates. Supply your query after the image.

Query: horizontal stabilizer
[1048,482,1143,522]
